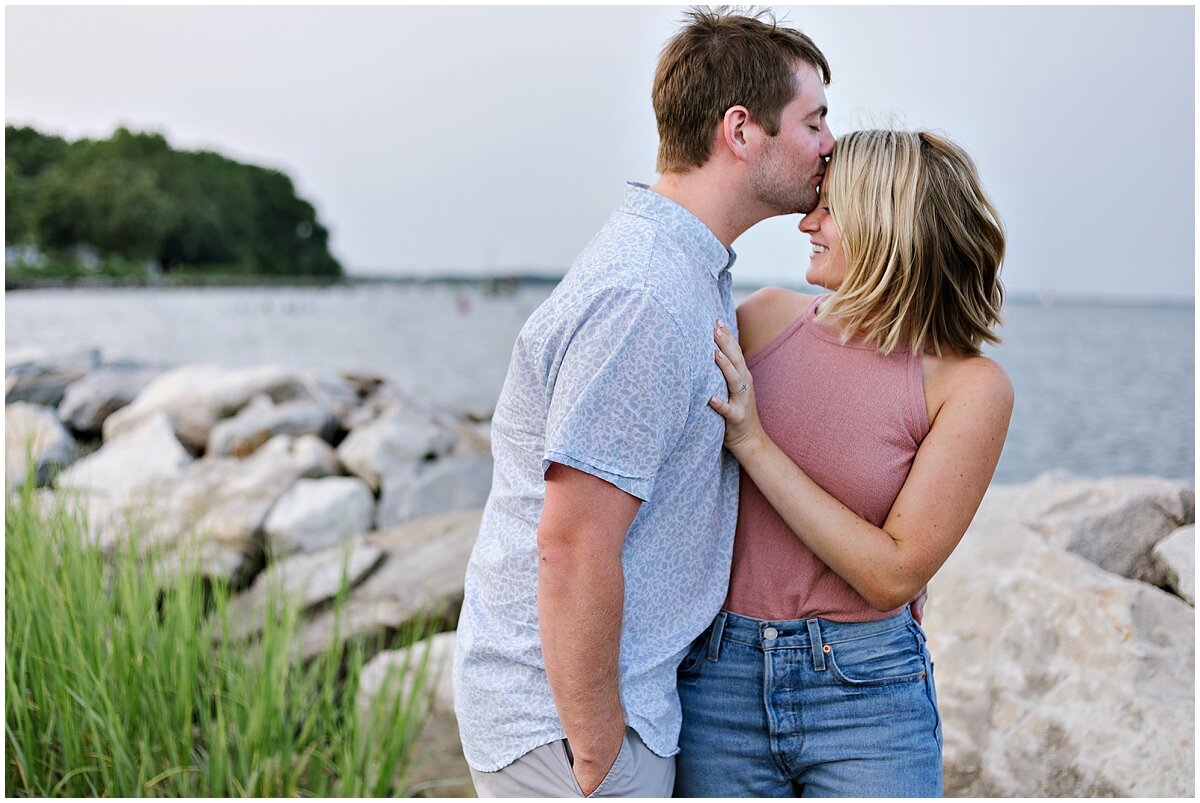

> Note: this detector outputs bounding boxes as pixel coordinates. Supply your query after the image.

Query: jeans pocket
[676,630,710,677]
[825,626,927,687]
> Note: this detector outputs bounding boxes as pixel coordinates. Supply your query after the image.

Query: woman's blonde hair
[817,129,1005,357]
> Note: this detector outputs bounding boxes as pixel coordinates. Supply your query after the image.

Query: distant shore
[5,272,1194,308]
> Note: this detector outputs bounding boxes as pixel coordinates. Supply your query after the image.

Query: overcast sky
[6,4,1195,300]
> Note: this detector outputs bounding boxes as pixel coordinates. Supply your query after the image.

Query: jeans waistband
[703,608,916,667]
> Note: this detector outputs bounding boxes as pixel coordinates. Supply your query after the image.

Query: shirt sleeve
[542,288,691,502]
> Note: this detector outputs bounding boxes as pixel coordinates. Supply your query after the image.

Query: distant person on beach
[673,129,1013,796]
[453,8,832,797]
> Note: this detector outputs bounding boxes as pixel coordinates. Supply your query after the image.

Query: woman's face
[798,200,847,291]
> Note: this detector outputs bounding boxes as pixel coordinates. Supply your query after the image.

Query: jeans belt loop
[806,618,826,671]
[706,611,728,662]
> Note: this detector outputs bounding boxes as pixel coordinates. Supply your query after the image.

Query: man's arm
[537,461,642,796]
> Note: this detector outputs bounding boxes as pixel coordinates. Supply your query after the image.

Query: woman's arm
[709,320,1014,611]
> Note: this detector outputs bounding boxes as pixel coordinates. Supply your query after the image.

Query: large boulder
[58,366,162,436]
[5,347,100,407]
[294,509,481,662]
[219,540,386,642]
[207,393,338,458]
[336,402,459,492]
[139,434,340,585]
[1150,525,1195,606]
[356,632,473,797]
[54,408,192,520]
[102,364,312,452]
[376,454,493,529]
[263,476,376,557]
[5,402,78,491]
[972,471,1194,582]
[925,518,1194,797]
[313,373,373,432]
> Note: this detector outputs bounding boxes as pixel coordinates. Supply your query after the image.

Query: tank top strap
[802,293,830,321]
[747,293,833,368]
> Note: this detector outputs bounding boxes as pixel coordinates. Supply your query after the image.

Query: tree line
[5,125,342,278]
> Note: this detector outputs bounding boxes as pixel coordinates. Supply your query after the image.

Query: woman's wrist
[726,425,769,462]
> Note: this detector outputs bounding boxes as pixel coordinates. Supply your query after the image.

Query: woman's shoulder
[736,287,818,359]
[922,351,1014,426]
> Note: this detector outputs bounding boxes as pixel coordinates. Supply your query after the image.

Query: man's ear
[720,106,755,162]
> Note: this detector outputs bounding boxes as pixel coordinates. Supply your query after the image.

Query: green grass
[5,477,435,796]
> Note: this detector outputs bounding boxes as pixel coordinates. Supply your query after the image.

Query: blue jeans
[675,609,942,797]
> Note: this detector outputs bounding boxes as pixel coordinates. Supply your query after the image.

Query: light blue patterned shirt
[453,183,740,772]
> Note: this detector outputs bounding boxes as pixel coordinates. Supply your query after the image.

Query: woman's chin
[805,270,831,291]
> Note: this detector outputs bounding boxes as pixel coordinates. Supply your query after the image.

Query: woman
[674,130,1013,797]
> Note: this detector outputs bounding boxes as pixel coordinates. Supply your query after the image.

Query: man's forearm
[535,462,641,794]
[538,537,626,792]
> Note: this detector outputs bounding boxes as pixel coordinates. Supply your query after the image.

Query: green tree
[5,161,30,244]
[5,124,343,278]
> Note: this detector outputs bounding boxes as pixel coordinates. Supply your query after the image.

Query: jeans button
[763,627,779,641]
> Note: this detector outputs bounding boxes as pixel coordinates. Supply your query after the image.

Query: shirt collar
[622,182,736,280]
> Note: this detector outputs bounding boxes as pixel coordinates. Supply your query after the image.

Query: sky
[5,3,1196,301]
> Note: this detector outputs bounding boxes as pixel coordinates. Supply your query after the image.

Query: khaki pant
[470,726,674,798]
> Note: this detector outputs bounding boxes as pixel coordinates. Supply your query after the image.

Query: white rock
[207,394,337,457]
[925,519,1194,797]
[55,411,191,507]
[58,367,161,435]
[336,402,459,491]
[376,454,492,528]
[264,476,375,557]
[5,402,78,491]
[219,540,385,642]
[102,364,312,452]
[295,508,481,662]
[972,471,1194,581]
[137,434,340,585]
[1150,525,1195,606]
[356,632,472,796]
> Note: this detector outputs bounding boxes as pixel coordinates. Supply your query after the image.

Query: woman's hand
[708,319,765,453]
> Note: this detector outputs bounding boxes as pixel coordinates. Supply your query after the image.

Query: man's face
[749,61,835,216]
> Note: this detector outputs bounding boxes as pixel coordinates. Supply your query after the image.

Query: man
[453,8,833,797]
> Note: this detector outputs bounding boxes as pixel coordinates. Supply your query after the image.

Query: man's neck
[648,170,771,249]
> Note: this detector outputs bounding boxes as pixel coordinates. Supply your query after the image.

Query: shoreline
[5,273,1195,309]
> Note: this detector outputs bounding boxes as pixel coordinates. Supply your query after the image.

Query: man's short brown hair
[652,6,831,174]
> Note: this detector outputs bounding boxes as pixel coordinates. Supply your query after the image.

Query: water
[5,283,1194,484]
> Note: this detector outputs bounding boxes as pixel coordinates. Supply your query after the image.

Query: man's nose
[821,125,836,157]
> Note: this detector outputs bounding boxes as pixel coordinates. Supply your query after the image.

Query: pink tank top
[724,295,930,622]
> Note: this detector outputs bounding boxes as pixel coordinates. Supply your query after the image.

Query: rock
[457,419,492,454]
[376,454,493,528]
[295,508,481,662]
[220,540,385,642]
[1150,525,1195,606]
[925,519,1194,797]
[337,401,459,492]
[102,364,312,452]
[341,383,406,431]
[54,410,192,511]
[972,471,1195,582]
[6,402,78,491]
[356,632,473,796]
[58,366,161,435]
[5,347,100,407]
[207,394,338,457]
[313,373,368,432]
[140,434,340,586]
[263,476,375,557]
